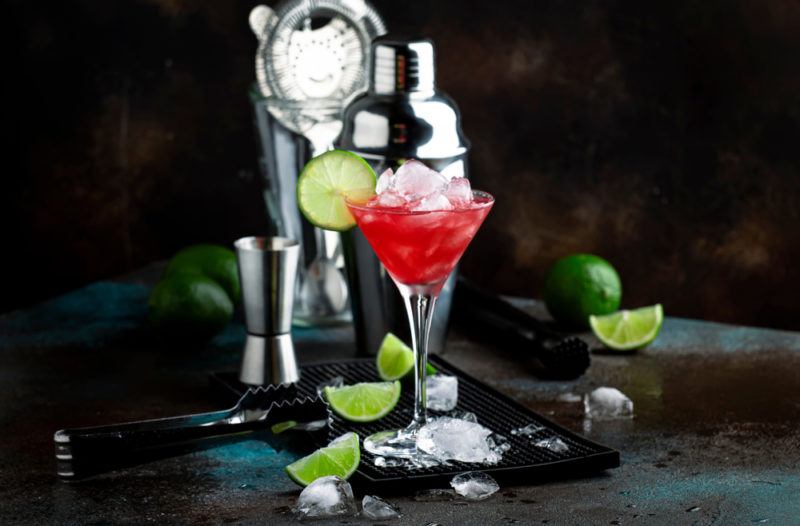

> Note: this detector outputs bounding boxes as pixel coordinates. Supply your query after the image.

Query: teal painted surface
[197,440,300,493]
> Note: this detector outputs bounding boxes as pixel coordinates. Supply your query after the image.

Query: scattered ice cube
[443,177,473,206]
[487,433,512,454]
[557,392,583,403]
[316,376,344,396]
[376,189,406,208]
[413,489,456,502]
[361,495,401,520]
[393,160,448,199]
[293,475,357,519]
[534,436,569,453]
[450,471,500,501]
[584,387,634,420]
[375,167,395,193]
[373,456,406,468]
[510,423,544,436]
[417,417,502,463]
[375,453,445,470]
[412,193,452,212]
[426,375,458,411]
[447,410,477,423]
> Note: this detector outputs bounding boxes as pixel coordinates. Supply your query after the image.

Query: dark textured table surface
[1,267,799,525]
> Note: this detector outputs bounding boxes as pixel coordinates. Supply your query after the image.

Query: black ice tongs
[54,384,328,480]
[454,277,591,379]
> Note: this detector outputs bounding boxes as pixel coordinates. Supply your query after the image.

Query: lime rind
[323,381,401,423]
[297,150,376,231]
[285,432,361,486]
[590,304,664,351]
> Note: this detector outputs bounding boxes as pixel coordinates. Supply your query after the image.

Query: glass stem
[401,291,437,427]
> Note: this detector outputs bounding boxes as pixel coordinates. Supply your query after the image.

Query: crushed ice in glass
[510,423,544,436]
[316,376,344,395]
[417,417,504,463]
[375,168,394,193]
[426,374,458,411]
[373,160,473,211]
[534,436,569,453]
[361,495,401,520]
[415,193,453,211]
[443,177,472,205]
[392,160,448,200]
[293,475,357,519]
[584,387,634,420]
[450,471,500,501]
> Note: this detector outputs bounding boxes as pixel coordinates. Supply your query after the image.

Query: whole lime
[148,273,234,341]
[542,254,622,328]
[164,244,240,303]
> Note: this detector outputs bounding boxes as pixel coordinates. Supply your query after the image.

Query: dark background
[4,0,800,329]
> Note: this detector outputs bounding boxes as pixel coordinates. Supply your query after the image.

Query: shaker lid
[371,36,436,94]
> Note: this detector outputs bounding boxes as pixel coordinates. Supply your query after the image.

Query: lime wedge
[590,304,664,351]
[324,381,401,422]
[376,332,437,380]
[285,432,360,486]
[297,150,376,231]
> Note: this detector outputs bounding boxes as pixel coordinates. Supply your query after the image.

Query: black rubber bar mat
[212,355,619,490]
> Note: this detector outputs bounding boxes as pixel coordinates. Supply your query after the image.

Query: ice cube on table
[375,167,395,193]
[443,177,472,206]
[426,375,458,411]
[450,471,500,501]
[510,423,544,436]
[393,160,448,199]
[361,495,401,520]
[417,417,502,463]
[293,475,357,519]
[584,387,634,420]
[533,436,569,453]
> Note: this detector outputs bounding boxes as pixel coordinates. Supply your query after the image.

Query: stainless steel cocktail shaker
[337,36,470,356]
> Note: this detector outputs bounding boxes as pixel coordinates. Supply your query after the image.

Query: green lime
[323,381,401,422]
[164,244,240,303]
[542,254,622,328]
[297,150,376,231]
[148,273,233,340]
[376,332,437,380]
[590,304,664,351]
[270,420,297,435]
[285,432,361,486]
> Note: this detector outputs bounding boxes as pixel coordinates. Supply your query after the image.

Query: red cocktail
[347,192,493,295]
[346,169,494,459]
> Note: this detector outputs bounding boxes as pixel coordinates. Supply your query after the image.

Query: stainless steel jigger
[235,236,300,385]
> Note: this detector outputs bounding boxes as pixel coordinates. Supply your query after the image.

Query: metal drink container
[337,36,470,356]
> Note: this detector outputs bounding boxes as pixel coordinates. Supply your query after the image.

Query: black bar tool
[454,278,590,379]
[54,384,327,480]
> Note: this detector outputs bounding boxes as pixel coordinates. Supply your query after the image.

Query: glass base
[363,424,422,459]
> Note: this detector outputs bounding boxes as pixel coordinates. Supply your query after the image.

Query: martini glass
[346,190,494,459]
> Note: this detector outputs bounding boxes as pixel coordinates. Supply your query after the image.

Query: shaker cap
[371,36,436,94]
